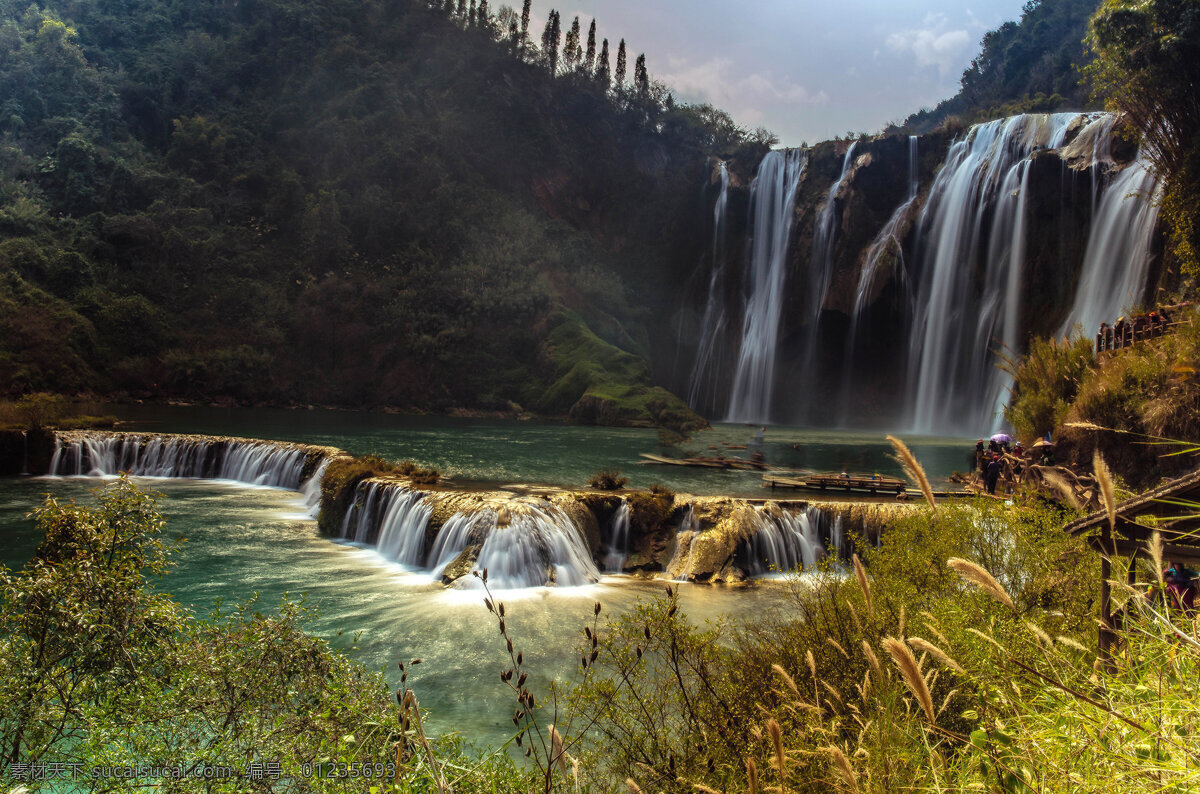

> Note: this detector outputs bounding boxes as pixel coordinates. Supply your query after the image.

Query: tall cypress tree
[468,0,476,27]
[520,0,531,53]
[596,38,610,88]
[477,0,490,33]
[563,15,581,72]
[541,11,561,74]
[585,19,596,72]
[456,0,466,21]
[615,39,626,91]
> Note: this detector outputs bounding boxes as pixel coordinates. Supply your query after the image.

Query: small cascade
[726,148,807,423]
[906,112,1082,434]
[602,500,631,573]
[688,162,731,413]
[1057,153,1161,338]
[468,504,602,589]
[375,490,434,567]
[665,506,700,581]
[299,458,330,517]
[338,488,599,589]
[839,136,918,422]
[48,432,311,490]
[340,480,391,543]
[428,510,494,579]
[809,143,860,316]
[739,505,827,576]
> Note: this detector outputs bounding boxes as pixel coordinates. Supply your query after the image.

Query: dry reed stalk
[806,649,817,681]
[852,554,873,618]
[907,637,964,674]
[746,756,759,794]
[1150,531,1165,585]
[1093,451,1117,533]
[861,641,881,676]
[937,688,959,718]
[947,557,1015,610]
[825,746,860,794]
[887,435,935,510]
[625,779,643,793]
[827,637,850,658]
[1025,621,1053,649]
[881,637,935,722]
[1042,470,1082,511]
[549,724,568,773]
[821,681,843,703]
[693,785,723,794]
[768,718,786,774]
[966,627,1004,650]
[772,663,800,695]
[1056,635,1088,652]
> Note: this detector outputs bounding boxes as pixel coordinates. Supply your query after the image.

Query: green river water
[0,406,972,747]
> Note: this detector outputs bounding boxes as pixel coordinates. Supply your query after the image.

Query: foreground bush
[568,497,1101,791]
[0,479,531,792]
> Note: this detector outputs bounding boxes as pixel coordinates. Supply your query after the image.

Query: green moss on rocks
[537,309,707,433]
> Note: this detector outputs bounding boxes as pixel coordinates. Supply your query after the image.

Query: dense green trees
[903,0,1103,132]
[0,0,756,426]
[1088,0,1200,275]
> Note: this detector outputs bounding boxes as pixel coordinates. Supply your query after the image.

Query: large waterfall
[1058,154,1161,337]
[688,111,1163,436]
[338,480,601,589]
[906,113,1081,434]
[726,149,807,423]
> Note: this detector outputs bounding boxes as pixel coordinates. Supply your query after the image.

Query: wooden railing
[1095,318,1179,353]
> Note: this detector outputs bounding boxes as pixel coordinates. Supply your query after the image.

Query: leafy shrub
[588,468,628,490]
[0,478,532,790]
[1002,334,1094,443]
[398,460,441,485]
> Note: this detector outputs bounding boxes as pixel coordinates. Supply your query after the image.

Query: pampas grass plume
[881,637,935,722]
[767,717,785,774]
[773,663,800,695]
[746,756,759,794]
[907,636,964,674]
[1093,450,1116,532]
[887,434,935,510]
[826,745,860,793]
[947,557,1015,610]
[1042,470,1081,511]
[852,553,873,618]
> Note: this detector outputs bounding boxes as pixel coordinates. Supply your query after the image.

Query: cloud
[886,14,973,76]
[658,57,829,114]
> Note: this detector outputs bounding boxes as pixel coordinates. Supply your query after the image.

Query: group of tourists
[1096,306,1178,352]
[973,433,1055,495]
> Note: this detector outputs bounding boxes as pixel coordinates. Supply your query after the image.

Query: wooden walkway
[1063,467,1200,659]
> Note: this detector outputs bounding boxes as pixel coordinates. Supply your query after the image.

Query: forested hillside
[902,0,1102,132]
[0,0,762,427]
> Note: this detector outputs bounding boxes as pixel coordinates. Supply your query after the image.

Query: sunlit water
[102,404,974,497]
[1,406,974,746]
[0,476,788,747]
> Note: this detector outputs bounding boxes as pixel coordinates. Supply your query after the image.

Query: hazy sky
[525,0,1029,146]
